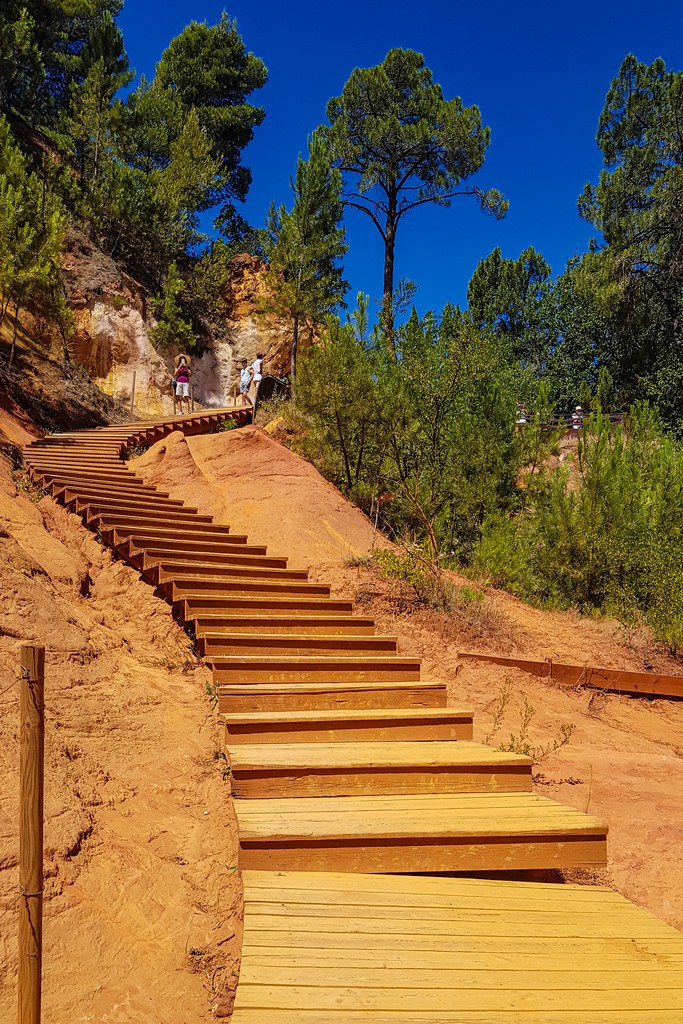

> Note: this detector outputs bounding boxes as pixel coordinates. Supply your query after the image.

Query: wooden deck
[22,410,682,1021]
[234,870,683,1023]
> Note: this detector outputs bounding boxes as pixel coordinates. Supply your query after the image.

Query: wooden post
[18,644,45,1024]
[190,383,195,412]
[129,371,136,416]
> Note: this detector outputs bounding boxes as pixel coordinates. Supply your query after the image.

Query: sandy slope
[0,454,241,1023]
[132,426,388,568]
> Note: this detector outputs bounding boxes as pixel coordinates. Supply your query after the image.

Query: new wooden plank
[227,740,531,797]
[222,708,473,743]
[210,655,423,684]
[217,681,446,712]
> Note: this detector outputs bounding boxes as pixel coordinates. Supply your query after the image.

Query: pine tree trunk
[9,301,20,366]
[382,195,397,351]
[291,313,299,382]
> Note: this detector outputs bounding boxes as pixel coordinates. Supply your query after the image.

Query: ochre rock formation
[63,236,292,414]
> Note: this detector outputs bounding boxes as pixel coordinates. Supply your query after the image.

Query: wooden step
[136,548,289,571]
[222,708,474,743]
[85,506,213,526]
[195,615,375,635]
[217,680,446,713]
[235,792,608,873]
[181,595,353,617]
[151,561,308,585]
[75,497,194,519]
[198,633,398,657]
[72,490,187,509]
[233,870,683,1024]
[168,579,331,600]
[101,517,238,538]
[226,740,531,798]
[59,485,173,505]
[52,481,170,501]
[209,655,422,684]
[115,533,264,556]
[30,467,140,486]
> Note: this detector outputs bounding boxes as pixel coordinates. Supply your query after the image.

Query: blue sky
[119,0,683,317]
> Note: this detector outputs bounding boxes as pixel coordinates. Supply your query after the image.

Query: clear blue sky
[119,0,683,317]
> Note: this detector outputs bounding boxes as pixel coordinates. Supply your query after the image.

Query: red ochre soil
[2,418,683,1022]
[0,447,241,1022]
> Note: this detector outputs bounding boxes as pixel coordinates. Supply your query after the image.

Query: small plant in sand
[205,679,218,710]
[123,444,149,460]
[344,553,373,568]
[485,679,576,763]
[373,548,454,611]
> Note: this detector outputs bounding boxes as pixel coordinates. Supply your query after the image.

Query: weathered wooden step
[151,561,307,585]
[115,533,264,556]
[137,548,289,571]
[235,792,608,873]
[29,467,140,486]
[226,740,531,798]
[59,485,173,505]
[195,615,375,635]
[100,516,236,537]
[52,481,170,502]
[181,595,353,617]
[75,496,193,518]
[84,504,211,526]
[209,655,422,684]
[198,632,398,657]
[169,578,331,600]
[217,680,446,713]
[222,708,473,743]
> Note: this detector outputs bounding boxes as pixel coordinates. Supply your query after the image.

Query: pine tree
[149,262,196,353]
[263,132,348,379]
[0,116,64,364]
[323,48,506,343]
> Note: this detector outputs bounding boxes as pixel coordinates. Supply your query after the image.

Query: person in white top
[249,353,264,401]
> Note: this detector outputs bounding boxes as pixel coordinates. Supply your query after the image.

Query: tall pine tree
[263,132,348,379]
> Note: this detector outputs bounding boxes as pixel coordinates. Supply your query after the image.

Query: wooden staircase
[23,410,683,1022]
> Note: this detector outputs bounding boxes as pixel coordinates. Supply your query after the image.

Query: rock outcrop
[63,235,292,415]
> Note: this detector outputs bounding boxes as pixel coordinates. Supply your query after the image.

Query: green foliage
[262,131,348,378]
[294,299,536,565]
[323,48,506,339]
[467,246,551,369]
[155,13,267,230]
[474,404,683,651]
[0,115,65,360]
[0,1,124,125]
[149,262,196,352]
[578,54,683,428]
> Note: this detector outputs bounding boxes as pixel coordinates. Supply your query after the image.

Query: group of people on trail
[515,404,585,432]
[171,352,264,410]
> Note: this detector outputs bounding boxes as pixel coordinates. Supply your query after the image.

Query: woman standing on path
[173,355,192,414]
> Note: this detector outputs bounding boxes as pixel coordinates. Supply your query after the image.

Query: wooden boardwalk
[22,411,683,1021]
[234,870,683,1023]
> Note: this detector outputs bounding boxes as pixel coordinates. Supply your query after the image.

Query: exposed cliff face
[63,236,292,415]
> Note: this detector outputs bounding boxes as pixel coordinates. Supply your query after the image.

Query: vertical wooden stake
[129,371,136,415]
[191,383,195,412]
[18,644,45,1024]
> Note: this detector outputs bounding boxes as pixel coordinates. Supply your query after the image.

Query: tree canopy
[323,48,507,341]
[263,132,348,378]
